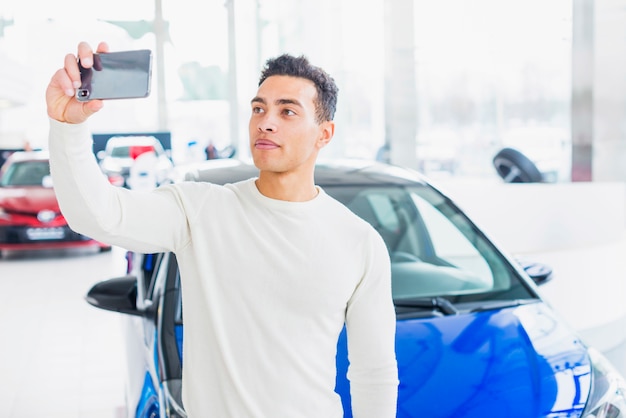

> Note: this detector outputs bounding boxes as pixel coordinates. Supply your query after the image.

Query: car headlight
[583,347,626,418]
[0,207,10,220]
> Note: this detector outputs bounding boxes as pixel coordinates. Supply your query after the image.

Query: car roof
[106,136,160,146]
[3,150,49,164]
[179,158,429,187]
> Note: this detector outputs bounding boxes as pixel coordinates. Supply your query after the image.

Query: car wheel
[99,245,113,253]
[492,147,543,183]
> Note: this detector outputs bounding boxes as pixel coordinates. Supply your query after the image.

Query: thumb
[61,99,104,124]
[84,99,104,115]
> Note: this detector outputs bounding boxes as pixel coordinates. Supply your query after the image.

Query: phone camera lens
[78,89,89,98]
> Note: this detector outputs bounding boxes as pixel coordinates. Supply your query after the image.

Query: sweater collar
[244,178,325,211]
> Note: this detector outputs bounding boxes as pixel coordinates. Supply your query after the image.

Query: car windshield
[325,184,535,304]
[108,143,160,159]
[0,160,50,187]
[109,146,132,158]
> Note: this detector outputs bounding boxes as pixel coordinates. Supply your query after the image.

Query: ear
[316,121,335,149]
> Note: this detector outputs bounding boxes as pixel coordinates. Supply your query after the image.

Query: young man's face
[249,75,334,175]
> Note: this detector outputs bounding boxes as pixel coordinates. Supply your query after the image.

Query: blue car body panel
[136,331,162,418]
[336,303,590,418]
[169,301,590,417]
[136,372,159,418]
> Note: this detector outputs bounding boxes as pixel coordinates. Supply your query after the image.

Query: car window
[326,184,533,302]
[142,253,164,301]
[411,194,492,285]
[110,146,130,158]
[0,160,50,186]
[175,268,183,324]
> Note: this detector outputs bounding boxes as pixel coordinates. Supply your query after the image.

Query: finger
[96,42,110,53]
[63,53,81,92]
[77,41,94,69]
[52,63,80,96]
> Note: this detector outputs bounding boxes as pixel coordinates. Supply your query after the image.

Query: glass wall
[412,0,572,180]
[0,0,572,179]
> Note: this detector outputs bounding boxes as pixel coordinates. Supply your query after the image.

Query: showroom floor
[0,246,129,418]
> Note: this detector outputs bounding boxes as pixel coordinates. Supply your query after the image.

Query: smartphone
[77,49,153,101]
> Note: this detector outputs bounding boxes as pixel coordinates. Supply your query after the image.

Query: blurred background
[0,0,580,181]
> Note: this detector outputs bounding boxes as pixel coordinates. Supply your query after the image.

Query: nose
[256,113,276,133]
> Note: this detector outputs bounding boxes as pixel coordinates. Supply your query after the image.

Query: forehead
[255,75,318,107]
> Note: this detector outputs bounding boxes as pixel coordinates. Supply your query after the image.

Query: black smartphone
[77,49,153,101]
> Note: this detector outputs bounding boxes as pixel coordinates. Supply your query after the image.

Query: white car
[97,135,174,188]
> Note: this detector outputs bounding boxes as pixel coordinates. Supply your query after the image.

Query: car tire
[492,147,543,183]
[99,246,113,253]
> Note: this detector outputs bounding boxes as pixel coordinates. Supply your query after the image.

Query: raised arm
[46,42,189,254]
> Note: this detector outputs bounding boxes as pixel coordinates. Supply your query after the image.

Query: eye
[283,108,296,116]
[252,106,264,114]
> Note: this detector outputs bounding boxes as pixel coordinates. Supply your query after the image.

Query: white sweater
[48,120,398,417]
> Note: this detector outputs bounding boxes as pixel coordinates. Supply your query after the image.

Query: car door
[125,252,167,418]
[155,252,186,417]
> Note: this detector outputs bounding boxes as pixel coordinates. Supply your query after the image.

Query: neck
[255,171,318,202]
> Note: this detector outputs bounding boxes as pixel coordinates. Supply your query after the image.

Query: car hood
[101,156,172,171]
[336,302,591,418]
[101,157,133,171]
[0,187,59,213]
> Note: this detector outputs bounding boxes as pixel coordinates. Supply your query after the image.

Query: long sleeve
[346,228,399,417]
[48,119,189,253]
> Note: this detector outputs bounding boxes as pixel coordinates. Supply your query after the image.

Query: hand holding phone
[77,49,153,101]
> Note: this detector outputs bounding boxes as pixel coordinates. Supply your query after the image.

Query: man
[47,41,398,417]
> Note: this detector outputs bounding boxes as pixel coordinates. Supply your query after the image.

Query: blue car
[86,159,626,418]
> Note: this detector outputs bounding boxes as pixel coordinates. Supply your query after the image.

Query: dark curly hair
[258,54,339,124]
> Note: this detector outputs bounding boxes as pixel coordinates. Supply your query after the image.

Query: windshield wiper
[394,297,459,315]
[469,298,538,313]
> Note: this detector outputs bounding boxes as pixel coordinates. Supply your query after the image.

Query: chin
[251,157,281,173]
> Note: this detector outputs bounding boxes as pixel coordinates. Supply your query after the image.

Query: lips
[254,139,280,150]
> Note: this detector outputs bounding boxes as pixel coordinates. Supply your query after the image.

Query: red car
[0,151,111,257]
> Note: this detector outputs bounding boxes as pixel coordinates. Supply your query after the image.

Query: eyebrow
[250,96,304,108]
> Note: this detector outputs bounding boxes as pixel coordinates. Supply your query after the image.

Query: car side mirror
[85,275,153,318]
[96,150,106,160]
[518,259,553,286]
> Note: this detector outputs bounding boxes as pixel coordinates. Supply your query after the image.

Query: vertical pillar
[592,0,626,181]
[384,0,418,169]
[226,0,240,150]
[154,0,168,131]
[571,0,594,181]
